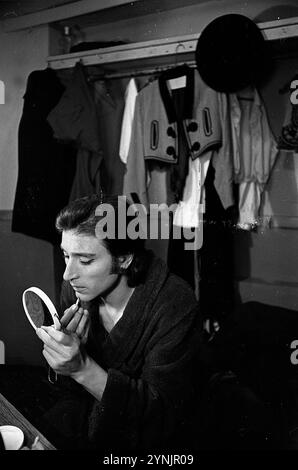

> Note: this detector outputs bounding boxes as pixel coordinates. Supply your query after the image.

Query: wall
[0,23,58,365]
[84,0,298,44]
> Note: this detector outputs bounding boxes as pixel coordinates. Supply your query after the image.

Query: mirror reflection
[24,291,55,329]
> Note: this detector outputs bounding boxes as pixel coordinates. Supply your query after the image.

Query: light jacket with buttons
[123,68,224,208]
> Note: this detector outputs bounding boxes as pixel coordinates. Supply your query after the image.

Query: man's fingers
[60,303,79,327]
[39,325,66,342]
[36,326,72,353]
[75,309,90,338]
[65,308,84,332]
[60,307,90,337]
[40,305,89,343]
[36,331,62,355]
[42,348,64,374]
[42,347,57,368]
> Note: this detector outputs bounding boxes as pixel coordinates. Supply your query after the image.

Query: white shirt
[229,88,279,228]
[119,78,138,164]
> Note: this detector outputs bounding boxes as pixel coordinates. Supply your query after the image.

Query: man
[36,194,202,451]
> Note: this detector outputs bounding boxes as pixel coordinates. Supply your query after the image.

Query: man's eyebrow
[60,246,96,257]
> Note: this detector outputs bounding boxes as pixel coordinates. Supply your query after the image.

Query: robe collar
[99,252,169,368]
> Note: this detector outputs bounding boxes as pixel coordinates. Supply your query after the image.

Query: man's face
[61,229,118,302]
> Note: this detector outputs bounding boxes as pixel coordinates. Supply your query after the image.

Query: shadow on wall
[253,4,298,22]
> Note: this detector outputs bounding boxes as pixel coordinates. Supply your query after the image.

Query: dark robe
[41,253,202,451]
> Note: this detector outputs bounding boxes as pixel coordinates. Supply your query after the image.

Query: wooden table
[0,392,55,450]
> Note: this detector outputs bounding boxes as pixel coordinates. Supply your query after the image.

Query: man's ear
[119,254,134,270]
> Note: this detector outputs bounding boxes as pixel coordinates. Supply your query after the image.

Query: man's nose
[63,259,78,282]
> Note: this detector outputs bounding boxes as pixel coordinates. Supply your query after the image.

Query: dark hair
[56,194,151,287]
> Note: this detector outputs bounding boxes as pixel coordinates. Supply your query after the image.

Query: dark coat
[12,68,76,244]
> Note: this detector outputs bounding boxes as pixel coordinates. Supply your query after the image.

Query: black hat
[195,14,269,93]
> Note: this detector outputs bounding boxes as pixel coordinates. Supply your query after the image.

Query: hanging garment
[199,163,237,323]
[69,147,101,201]
[167,86,211,294]
[12,68,76,244]
[278,84,298,152]
[123,67,224,209]
[211,92,234,210]
[119,78,138,165]
[173,153,211,228]
[167,85,199,291]
[119,75,161,166]
[229,88,279,229]
[93,78,128,195]
[47,62,103,200]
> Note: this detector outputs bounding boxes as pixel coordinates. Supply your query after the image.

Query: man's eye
[80,259,93,265]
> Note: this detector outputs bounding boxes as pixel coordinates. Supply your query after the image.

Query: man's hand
[60,302,90,344]
[36,326,87,378]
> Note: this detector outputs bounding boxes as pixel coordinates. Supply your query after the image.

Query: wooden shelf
[261,16,298,40]
[47,17,298,71]
[47,33,198,70]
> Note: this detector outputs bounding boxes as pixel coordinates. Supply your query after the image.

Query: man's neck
[102,276,135,313]
[100,277,135,332]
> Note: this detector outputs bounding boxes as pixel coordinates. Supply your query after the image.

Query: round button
[167,126,176,138]
[166,146,176,156]
[187,122,198,132]
[191,142,201,152]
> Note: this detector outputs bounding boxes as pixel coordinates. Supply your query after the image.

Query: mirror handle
[48,365,58,384]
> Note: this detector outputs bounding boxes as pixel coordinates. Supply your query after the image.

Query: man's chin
[76,292,93,302]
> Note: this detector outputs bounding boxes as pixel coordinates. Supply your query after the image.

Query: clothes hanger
[237,96,254,101]
[236,86,255,101]
[160,63,191,80]
[159,42,191,80]
[72,58,105,82]
[87,70,106,82]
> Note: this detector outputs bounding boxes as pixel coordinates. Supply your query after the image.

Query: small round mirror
[22,287,60,330]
